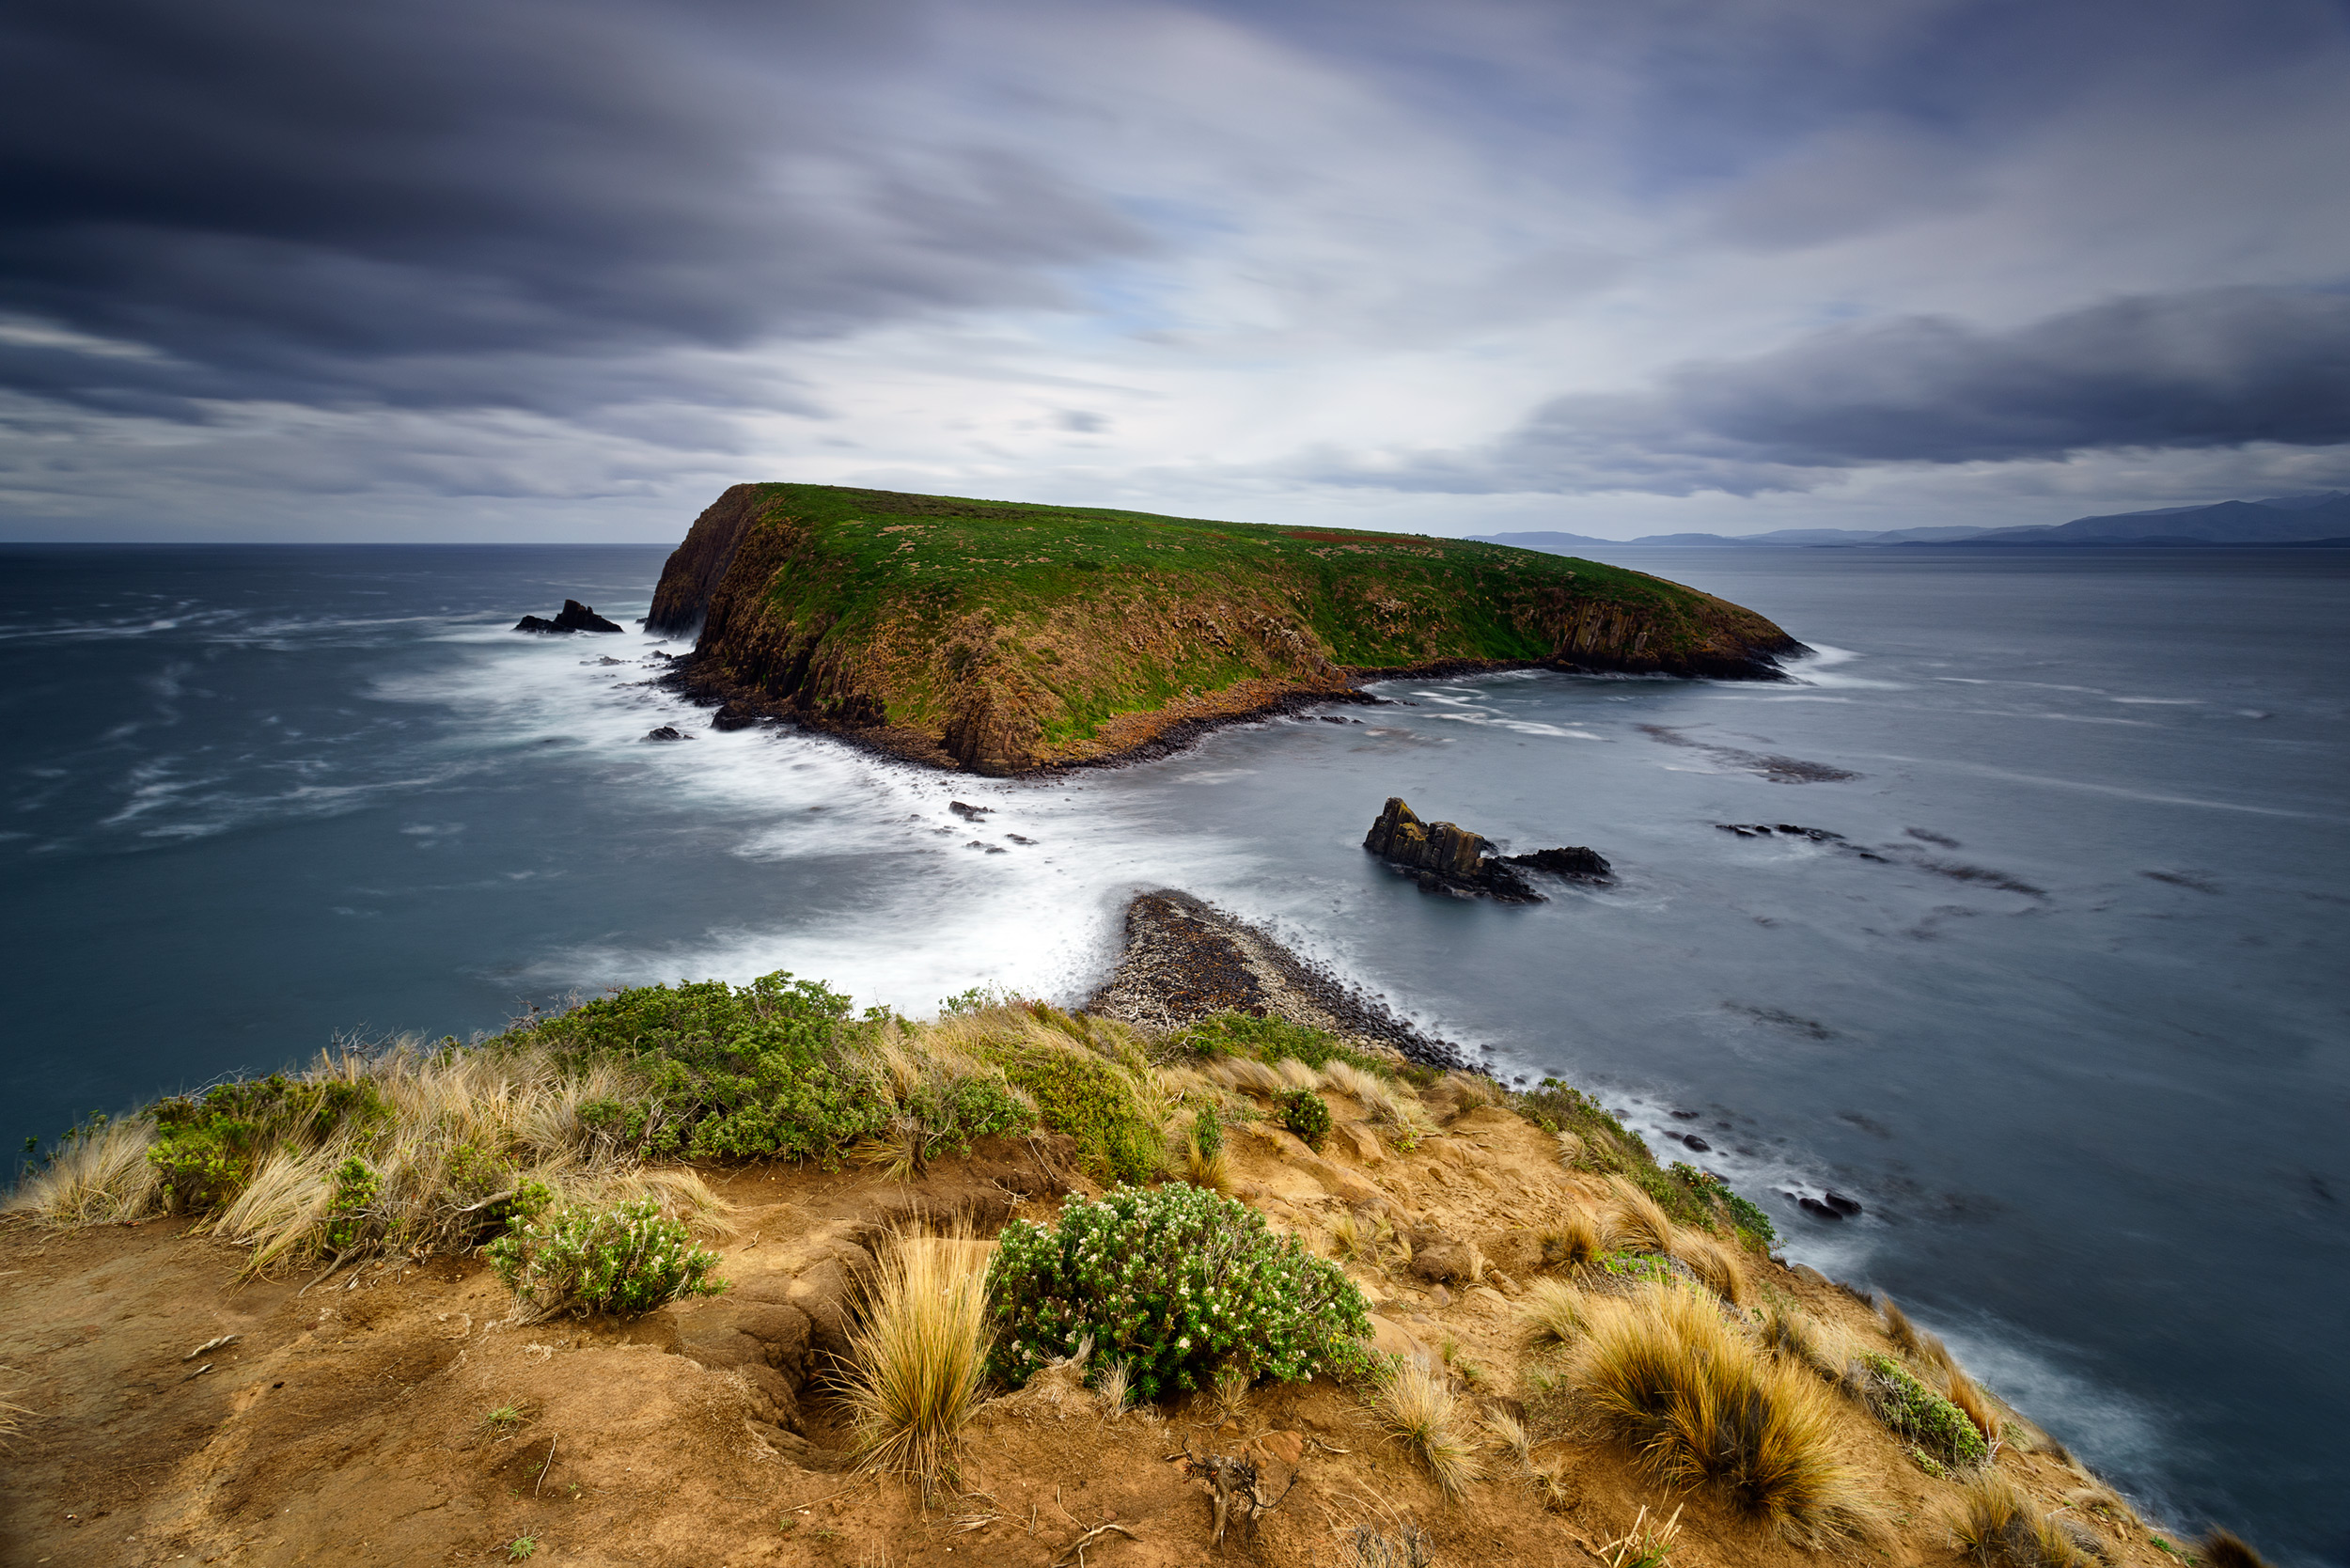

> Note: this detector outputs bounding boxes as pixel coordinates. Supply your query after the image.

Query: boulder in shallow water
[645,725,691,742]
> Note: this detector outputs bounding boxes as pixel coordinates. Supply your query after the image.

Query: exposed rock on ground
[1086,888,1468,1069]
[514,599,624,635]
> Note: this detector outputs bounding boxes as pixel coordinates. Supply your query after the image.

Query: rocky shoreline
[1085,888,1472,1070]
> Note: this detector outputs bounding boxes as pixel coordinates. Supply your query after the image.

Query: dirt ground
[1,1073,2185,1568]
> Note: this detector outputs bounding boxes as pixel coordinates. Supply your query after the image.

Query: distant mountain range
[1470,494,2350,552]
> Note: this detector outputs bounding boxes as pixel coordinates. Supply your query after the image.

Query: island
[645,483,1804,774]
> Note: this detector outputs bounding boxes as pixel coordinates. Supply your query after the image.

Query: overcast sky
[5,0,2348,541]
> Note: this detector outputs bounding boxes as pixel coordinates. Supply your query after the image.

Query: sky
[4,0,2349,542]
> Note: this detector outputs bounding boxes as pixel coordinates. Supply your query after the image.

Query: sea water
[3,542,2344,1564]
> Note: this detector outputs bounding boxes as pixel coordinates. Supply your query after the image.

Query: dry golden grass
[1374,1356,1482,1497]
[1212,1363,1251,1423]
[1447,1072,1507,1110]
[1879,1294,1959,1378]
[0,1370,30,1448]
[1183,1141,1232,1193]
[1759,1305,1846,1383]
[1598,1502,1684,1568]
[1091,1357,1133,1417]
[1945,1368,2004,1443]
[1273,1058,1322,1091]
[1483,1405,1534,1466]
[1577,1282,1884,1549]
[1538,1203,1614,1268]
[1949,1473,2096,1567]
[1667,1230,1750,1307]
[1208,1056,1290,1096]
[2198,1529,2275,1568]
[841,1229,994,1497]
[1329,1208,1390,1269]
[8,1115,160,1226]
[1520,1277,1590,1347]
[1604,1176,1676,1255]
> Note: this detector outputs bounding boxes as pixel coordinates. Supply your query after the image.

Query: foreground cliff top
[650,483,1801,774]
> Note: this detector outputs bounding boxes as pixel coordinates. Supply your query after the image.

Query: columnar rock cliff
[650,483,1804,774]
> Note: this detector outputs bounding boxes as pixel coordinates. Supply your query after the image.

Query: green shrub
[1669,1164,1778,1248]
[1191,1106,1223,1161]
[1860,1354,1988,1467]
[904,1068,1037,1158]
[520,972,901,1168]
[488,1197,725,1319]
[985,1184,1371,1400]
[147,1074,389,1214]
[323,1157,381,1254]
[1280,1090,1332,1151]
[1172,1011,1386,1076]
[994,1043,1162,1184]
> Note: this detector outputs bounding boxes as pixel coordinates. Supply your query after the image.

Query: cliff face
[644,483,777,637]
[653,484,1804,775]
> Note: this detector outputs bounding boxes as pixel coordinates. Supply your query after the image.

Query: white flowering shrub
[487,1197,724,1319]
[984,1184,1371,1400]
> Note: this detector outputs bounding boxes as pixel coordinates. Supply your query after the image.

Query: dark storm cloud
[1357,287,2350,496]
[0,0,1150,416]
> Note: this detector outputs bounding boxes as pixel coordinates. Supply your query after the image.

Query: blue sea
[3,542,2344,1563]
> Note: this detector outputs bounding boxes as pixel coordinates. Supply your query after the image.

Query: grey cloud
[0,0,1151,417]
[1338,286,2350,497]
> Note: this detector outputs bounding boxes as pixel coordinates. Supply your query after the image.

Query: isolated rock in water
[948,800,993,821]
[645,726,691,742]
[514,598,624,634]
[1822,1189,1864,1217]
[1363,797,1612,901]
[1504,844,1614,882]
[711,700,759,730]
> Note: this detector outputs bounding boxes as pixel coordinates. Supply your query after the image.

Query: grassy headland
[648,483,1801,774]
[3,968,2256,1567]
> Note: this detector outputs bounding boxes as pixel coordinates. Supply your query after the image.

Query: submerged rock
[514,598,624,634]
[1361,797,1613,902]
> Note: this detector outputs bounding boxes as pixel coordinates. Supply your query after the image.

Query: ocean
[3,541,2343,1563]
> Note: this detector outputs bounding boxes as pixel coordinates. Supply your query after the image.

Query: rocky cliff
[650,483,1805,775]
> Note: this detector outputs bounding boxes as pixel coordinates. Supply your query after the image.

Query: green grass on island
[661,483,1799,773]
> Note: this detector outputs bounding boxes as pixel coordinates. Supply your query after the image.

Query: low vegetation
[10,970,2248,1566]
[487,1196,725,1321]
[1372,1354,1482,1497]
[1575,1280,1883,1549]
[840,1228,994,1495]
[984,1184,1371,1400]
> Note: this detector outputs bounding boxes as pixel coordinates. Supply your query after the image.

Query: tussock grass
[1605,1175,1676,1255]
[1273,1058,1323,1091]
[1537,1203,1614,1268]
[841,1228,994,1496]
[8,1115,160,1226]
[1329,1208,1389,1268]
[1447,1072,1507,1111]
[1092,1357,1133,1417]
[1945,1368,2004,1443]
[1759,1305,1846,1383]
[1520,1277,1590,1347]
[1208,1056,1290,1096]
[1483,1405,1534,1467]
[1374,1355,1482,1497]
[1667,1230,1750,1306]
[1598,1502,1684,1568]
[2197,1529,2274,1568]
[1880,1294,1960,1378]
[1950,1473,2098,1567]
[1183,1142,1232,1192]
[1577,1282,1883,1549]
[1212,1362,1251,1423]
